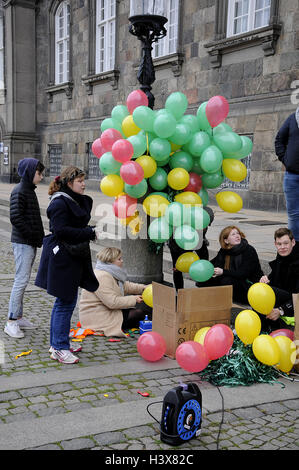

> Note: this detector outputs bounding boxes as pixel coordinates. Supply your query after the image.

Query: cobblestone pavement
[0,236,298,451]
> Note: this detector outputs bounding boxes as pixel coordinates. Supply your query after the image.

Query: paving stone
[94,431,126,446]
[60,438,95,450]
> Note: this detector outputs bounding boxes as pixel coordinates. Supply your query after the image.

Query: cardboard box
[152,282,233,359]
[293,294,299,372]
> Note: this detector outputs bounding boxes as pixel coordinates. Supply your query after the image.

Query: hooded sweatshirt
[10,158,44,247]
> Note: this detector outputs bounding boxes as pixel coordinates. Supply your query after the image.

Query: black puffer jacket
[10,158,44,247]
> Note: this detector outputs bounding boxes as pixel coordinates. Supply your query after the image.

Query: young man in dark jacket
[4,158,45,338]
[259,227,299,331]
[275,108,299,242]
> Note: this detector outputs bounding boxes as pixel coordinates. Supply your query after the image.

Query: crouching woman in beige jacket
[79,247,150,337]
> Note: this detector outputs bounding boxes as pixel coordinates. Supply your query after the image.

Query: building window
[48,145,62,177]
[227,0,271,37]
[96,0,116,74]
[87,143,104,180]
[153,0,179,58]
[55,1,70,84]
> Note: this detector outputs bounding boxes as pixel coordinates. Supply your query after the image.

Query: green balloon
[200,145,223,174]
[148,216,172,243]
[201,171,224,188]
[169,151,194,171]
[192,158,204,175]
[100,118,123,135]
[189,259,214,282]
[213,132,242,154]
[187,131,211,157]
[132,106,155,132]
[124,179,148,198]
[169,123,192,145]
[198,187,209,206]
[149,138,171,162]
[127,134,147,158]
[179,114,200,133]
[213,122,233,135]
[228,135,253,160]
[165,92,188,120]
[153,111,177,138]
[156,155,170,166]
[149,167,168,190]
[111,105,129,123]
[183,206,210,230]
[99,152,122,175]
[174,225,199,250]
[196,102,211,131]
[165,202,185,227]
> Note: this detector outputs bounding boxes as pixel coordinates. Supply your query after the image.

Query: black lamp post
[129,10,168,109]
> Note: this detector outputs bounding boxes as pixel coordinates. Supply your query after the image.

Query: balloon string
[146,132,149,155]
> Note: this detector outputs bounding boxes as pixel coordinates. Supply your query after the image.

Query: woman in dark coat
[198,225,263,304]
[35,166,99,364]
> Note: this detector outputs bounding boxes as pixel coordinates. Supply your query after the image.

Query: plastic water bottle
[139,315,152,335]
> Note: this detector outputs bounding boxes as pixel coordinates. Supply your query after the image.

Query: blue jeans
[283,171,299,241]
[50,294,78,350]
[8,243,37,320]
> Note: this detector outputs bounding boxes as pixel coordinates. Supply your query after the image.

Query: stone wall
[1,0,298,209]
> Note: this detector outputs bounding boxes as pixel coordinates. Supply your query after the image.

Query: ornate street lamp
[129,1,168,109]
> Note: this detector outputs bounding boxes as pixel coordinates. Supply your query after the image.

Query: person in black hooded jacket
[197,225,263,304]
[4,158,45,339]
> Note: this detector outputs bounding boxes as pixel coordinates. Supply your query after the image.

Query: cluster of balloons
[92,89,252,259]
[136,322,234,374]
[176,323,234,373]
[234,282,296,373]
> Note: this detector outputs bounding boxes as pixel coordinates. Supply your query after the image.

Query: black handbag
[61,240,90,259]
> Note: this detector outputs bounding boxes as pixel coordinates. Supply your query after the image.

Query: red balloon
[101,128,123,151]
[126,90,149,114]
[91,138,105,159]
[176,341,209,373]
[137,332,166,362]
[183,173,202,193]
[204,324,234,360]
[112,139,134,163]
[270,329,294,341]
[205,95,229,128]
[113,194,137,219]
[120,161,144,185]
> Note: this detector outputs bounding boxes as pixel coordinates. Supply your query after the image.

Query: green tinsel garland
[199,335,285,387]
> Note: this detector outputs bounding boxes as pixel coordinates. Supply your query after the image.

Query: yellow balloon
[167,168,190,190]
[222,159,247,182]
[142,285,153,308]
[216,191,243,213]
[143,194,169,218]
[235,309,261,345]
[100,174,124,197]
[175,252,199,273]
[247,283,276,315]
[136,155,157,178]
[194,327,210,345]
[174,191,202,206]
[122,115,141,137]
[252,335,280,366]
[170,142,182,152]
[274,336,296,373]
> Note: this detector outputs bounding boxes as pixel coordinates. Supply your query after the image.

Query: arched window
[55,1,70,84]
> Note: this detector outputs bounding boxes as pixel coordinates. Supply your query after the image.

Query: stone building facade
[0,0,298,211]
